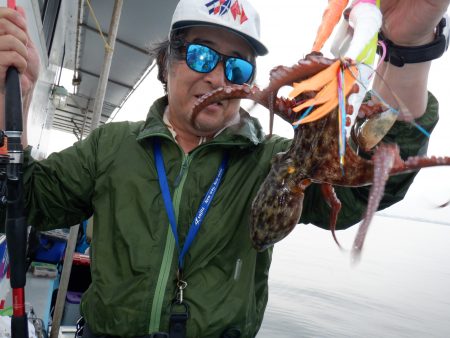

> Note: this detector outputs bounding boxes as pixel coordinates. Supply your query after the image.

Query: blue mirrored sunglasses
[185,43,254,85]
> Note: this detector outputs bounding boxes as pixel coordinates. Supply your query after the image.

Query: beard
[190,108,241,137]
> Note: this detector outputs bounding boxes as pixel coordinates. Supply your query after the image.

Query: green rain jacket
[23,93,438,337]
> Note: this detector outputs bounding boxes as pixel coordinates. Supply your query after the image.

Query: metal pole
[73,0,85,93]
[89,0,123,132]
[49,224,80,338]
[80,99,91,140]
[80,108,89,139]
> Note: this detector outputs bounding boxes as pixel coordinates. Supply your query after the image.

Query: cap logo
[204,0,248,24]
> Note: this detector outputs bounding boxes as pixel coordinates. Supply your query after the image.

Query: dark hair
[148,28,257,93]
[148,30,187,93]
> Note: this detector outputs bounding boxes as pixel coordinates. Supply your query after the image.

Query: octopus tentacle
[263,53,335,97]
[351,144,398,262]
[390,155,450,174]
[191,84,298,125]
[320,183,343,249]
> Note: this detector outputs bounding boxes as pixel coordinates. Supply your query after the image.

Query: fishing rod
[3,0,29,336]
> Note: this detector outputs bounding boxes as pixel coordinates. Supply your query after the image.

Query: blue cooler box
[34,234,67,264]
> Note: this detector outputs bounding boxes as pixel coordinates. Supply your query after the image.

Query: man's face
[166,26,255,137]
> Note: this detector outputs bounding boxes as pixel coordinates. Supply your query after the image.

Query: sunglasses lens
[186,44,219,73]
[225,58,254,85]
[185,43,254,85]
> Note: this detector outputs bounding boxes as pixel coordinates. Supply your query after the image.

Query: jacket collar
[136,96,266,146]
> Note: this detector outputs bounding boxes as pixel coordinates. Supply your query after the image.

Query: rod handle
[4,67,23,133]
[11,314,29,338]
[6,215,27,288]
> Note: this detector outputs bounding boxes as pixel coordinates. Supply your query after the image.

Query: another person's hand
[380,0,450,46]
[0,6,40,97]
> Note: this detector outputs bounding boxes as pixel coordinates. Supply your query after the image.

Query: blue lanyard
[153,139,228,270]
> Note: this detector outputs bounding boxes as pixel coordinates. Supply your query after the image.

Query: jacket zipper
[146,137,245,332]
[149,149,191,333]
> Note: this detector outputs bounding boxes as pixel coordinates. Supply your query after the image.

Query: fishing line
[346,61,430,138]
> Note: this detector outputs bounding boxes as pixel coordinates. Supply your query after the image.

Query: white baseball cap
[170,0,268,55]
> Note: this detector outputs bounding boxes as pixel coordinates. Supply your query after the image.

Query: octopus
[191,53,450,262]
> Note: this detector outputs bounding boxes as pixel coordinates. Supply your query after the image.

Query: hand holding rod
[4,1,29,337]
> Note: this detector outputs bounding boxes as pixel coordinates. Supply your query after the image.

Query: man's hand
[380,0,450,46]
[0,6,39,146]
[370,0,450,120]
[0,6,40,97]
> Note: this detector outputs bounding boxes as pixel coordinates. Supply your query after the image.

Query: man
[0,0,449,337]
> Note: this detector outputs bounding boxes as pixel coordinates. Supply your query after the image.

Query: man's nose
[203,61,226,88]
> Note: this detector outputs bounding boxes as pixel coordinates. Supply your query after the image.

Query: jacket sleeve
[22,127,101,231]
[300,91,440,230]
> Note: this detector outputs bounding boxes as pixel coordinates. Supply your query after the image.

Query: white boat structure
[23,0,177,157]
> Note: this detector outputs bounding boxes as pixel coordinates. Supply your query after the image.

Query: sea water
[258,216,450,338]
